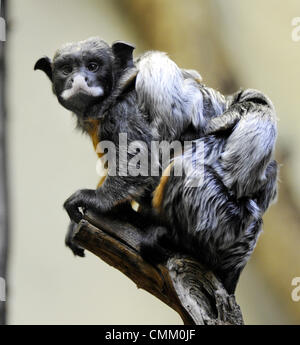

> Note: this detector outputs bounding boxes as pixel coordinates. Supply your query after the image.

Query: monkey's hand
[204,103,248,135]
[63,189,110,223]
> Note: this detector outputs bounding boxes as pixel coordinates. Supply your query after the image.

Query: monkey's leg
[214,218,263,295]
[217,267,245,295]
[152,148,266,294]
[217,268,243,295]
[213,160,277,293]
[140,225,173,265]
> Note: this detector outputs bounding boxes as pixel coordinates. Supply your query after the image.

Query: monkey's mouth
[61,85,104,101]
[59,88,102,114]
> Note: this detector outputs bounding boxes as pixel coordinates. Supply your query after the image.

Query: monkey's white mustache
[61,75,104,100]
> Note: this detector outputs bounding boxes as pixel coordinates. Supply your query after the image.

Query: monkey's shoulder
[99,90,152,144]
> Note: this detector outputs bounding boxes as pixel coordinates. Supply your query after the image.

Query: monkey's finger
[65,221,85,257]
[63,201,83,223]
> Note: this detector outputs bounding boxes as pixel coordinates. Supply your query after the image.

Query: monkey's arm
[64,170,156,224]
[203,89,276,135]
[64,93,158,224]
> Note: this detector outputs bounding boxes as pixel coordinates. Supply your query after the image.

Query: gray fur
[136,51,278,293]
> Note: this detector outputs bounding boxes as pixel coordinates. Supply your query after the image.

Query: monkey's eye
[87,62,99,72]
[61,65,73,75]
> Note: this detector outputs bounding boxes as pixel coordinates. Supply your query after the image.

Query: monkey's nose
[72,74,88,86]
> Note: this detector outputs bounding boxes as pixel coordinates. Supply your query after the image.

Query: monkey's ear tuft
[34,56,53,81]
[112,41,135,70]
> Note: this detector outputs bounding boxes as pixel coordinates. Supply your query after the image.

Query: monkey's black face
[52,47,114,115]
[35,37,135,116]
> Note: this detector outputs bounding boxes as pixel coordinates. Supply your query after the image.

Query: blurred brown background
[2,0,300,324]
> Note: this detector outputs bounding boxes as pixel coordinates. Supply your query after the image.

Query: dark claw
[65,221,85,257]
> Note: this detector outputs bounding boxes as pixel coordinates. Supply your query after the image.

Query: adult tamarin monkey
[35,37,277,294]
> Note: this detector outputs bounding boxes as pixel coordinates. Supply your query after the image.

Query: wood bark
[73,209,244,325]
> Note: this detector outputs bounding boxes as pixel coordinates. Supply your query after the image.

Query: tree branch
[73,209,244,325]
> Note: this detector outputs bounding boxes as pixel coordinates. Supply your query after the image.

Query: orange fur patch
[152,162,174,213]
[84,119,106,188]
[86,119,104,158]
[97,175,107,188]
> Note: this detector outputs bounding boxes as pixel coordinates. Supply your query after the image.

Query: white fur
[61,75,103,100]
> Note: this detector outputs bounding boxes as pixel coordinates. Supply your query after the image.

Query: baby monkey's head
[35,37,135,115]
